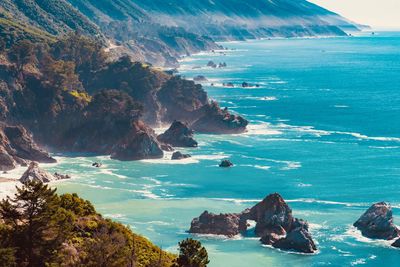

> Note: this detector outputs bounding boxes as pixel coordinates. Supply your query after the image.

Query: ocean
[53,31,400,266]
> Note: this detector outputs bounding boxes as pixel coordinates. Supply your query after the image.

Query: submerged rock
[19,162,56,184]
[353,202,400,240]
[189,193,317,254]
[157,121,198,147]
[54,172,71,180]
[189,211,242,237]
[171,151,191,160]
[219,160,233,168]
[193,75,208,82]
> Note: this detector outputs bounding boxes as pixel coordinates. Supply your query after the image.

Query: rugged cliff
[0,0,359,66]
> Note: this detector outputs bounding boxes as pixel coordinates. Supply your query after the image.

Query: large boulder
[191,103,248,134]
[189,193,317,254]
[353,202,400,240]
[157,121,198,147]
[189,211,242,237]
[19,162,56,184]
[392,238,400,248]
[171,151,191,160]
[272,220,317,254]
[0,123,56,171]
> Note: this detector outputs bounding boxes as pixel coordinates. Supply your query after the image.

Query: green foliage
[59,193,96,216]
[0,248,16,267]
[52,32,107,76]
[174,238,209,267]
[8,40,36,78]
[0,181,176,267]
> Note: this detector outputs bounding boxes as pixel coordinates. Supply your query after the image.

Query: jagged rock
[207,61,217,68]
[19,162,56,184]
[218,62,227,68]
[353,202,400,240]
[191,103,248,134]
[219,160,233,168]
[223,83,234,87]
[92,162,102,168]
[160,143,174,152]
[392,238,400,248]
[193,75,208,82]
[111,122,164,161]
[189,193,317,254]
[273,222,317,254]
[0,123,56,171]
[54,172,71,180]
[171,151,191,160]
[157,121,198,147]
[189,211,242,237]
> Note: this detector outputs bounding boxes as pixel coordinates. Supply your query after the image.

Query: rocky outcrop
[193,75,208,82]
[191,103,248,134]
[392,238,400,248]
[189,193,317,254]
[171,151,191,160]
[19,162,56,183]
[272,221,317,254]
[353,202,400,240]
[157,121,198,148]
[111,121,163,161]
[20,162,71,184]
[0,123,56,171]
[219,160,233,168]
[190,211,243,237]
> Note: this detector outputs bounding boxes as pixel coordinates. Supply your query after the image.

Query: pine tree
[0,181,74,267]
[174,238,209,267]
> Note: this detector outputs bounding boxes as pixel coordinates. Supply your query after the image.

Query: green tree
[0,181,74,267]
[0,39,6,54]
[41,55,82,92]
[8,40,36,80]
[174,238,209,267]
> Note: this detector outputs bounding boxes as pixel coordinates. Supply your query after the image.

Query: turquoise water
[54,32,400,266]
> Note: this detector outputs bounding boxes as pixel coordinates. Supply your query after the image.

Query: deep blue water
[54,31,400,266]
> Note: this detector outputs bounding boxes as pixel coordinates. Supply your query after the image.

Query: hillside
[1,0,358,66]
[130,0,359,40]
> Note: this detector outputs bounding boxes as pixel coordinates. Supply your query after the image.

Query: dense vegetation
[0,181,210,267]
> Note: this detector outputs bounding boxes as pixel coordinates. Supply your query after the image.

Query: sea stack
[189,193,317,254]
[157,121,198,148]
[353,202,400,240]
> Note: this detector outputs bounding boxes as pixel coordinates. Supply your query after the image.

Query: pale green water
[53,32,400,266]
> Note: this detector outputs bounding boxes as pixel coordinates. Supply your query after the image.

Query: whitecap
[297,183,312,187]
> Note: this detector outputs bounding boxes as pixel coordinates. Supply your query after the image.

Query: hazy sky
[309,0,400,29]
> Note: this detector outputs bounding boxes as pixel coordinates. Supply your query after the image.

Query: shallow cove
[54,32,400,266]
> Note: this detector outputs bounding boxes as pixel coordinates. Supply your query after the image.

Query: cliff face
[0,33,248,168]
[130,0,358,40]
[0,0,358,67]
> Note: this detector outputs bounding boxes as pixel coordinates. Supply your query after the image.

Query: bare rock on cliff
[157,121,198,148]
[191,103,248,134]
[353,202,400,240]
[0,123,56,171]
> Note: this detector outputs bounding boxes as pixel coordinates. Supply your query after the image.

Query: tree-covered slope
[129,0,359,40]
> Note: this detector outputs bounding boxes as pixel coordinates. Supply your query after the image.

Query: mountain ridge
[0,0,359,66]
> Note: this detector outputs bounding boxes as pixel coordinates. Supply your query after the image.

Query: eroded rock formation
[353,202,400,240]
[189,193,317,254]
